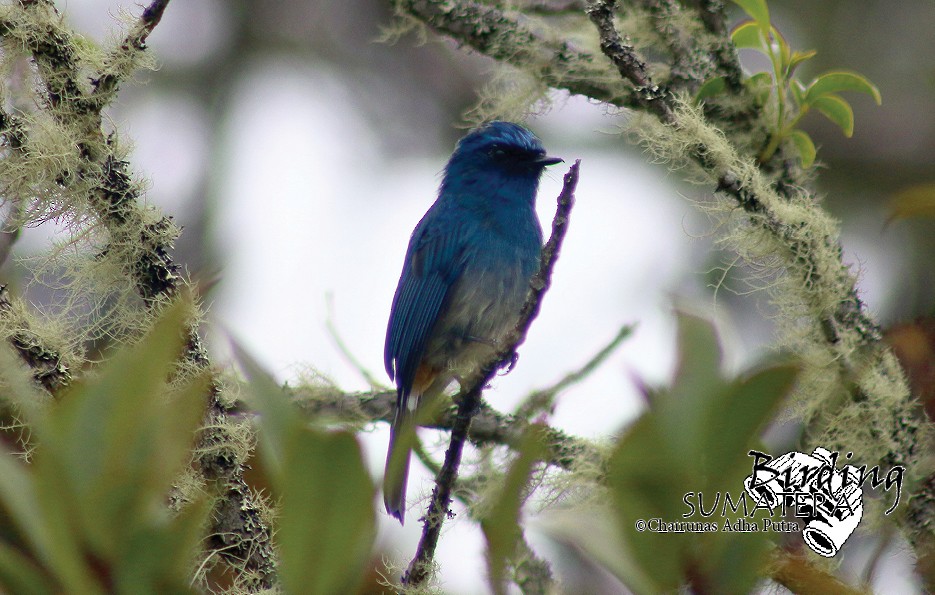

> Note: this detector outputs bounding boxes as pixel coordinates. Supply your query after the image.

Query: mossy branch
[391,0,639,108]
[0,1,277,589]
[292,386,603,472]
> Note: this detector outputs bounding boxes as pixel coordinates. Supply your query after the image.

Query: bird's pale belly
[422,258,531,381]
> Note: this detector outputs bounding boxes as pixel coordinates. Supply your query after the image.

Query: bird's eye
[488,144,506,158]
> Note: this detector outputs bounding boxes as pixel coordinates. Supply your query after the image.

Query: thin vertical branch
[403,160,580,586]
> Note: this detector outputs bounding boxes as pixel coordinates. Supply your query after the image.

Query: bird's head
[445,121,562,181]
[443,121,562,201]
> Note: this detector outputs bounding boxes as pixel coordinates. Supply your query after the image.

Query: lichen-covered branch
[292,386,602,471]
[0,285,71,393]
[392,0,639,108]
[0,1,276,589]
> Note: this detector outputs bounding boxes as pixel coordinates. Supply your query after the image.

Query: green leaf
[278,428,375,595]
[114,498,209,593]
[731,0,769,30]
[788,49,817,76]
[703,364,799,477]
[661,314,726,458]
[602,313,793,594]
[536,508,658,595]
[790,79,807,106]
[23,459,99,592]
[695,76,727,103]
[0,540,57,595]
[811,93,855,137]
[238,343,376,595]
[608,415,686,592]
[481,424,548,594]
[790,129,817,167]
[38,300,206,563]
[0,453,60,578]
[232,341,296,474]
[805,70,882,105]
[730,20,766,51]
[887,183,935,222]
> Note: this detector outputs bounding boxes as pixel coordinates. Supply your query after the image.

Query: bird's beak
[536,155,564,166]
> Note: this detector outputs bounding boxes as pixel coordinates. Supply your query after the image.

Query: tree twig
[0,286,71,393]
[402,160,581,586]
[587,0,673,121]
[392,0,639,109]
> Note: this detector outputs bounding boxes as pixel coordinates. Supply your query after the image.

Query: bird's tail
[384,395,417,524]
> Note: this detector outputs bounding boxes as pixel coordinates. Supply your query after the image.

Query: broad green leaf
[0,540,57,595]
[608,415,686,591]
[812,94,855,137]
[481,424,548,594]
[0,450,92,592]
[239,345,376,595]
[731,0,769,30]
[730,20,766,51]
[790,129,817,167]
[232,341,297,475]
[662,314,726,458]
[26,461,100,593]
[114,498,209,594]
[805,70,882,105]
[887,183,935,222]
[536,508,658,595]
[695,76,727,103]
[39,300,205,561]
[0,453,54,572]
[606,314,785,594]
[703,364,799,478]
[278,428,375,595]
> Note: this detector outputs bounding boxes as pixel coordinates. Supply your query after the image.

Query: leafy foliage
[542,314,799,594]
[696,0,882,167]
[235,346,376,595]
[0,301,209,594]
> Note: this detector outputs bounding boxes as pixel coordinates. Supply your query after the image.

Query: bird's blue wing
[384,208,468,398]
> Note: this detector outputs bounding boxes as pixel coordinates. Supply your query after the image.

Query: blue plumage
[383,121,561,523]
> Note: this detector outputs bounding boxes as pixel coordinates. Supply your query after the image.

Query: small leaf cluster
[696,0,881,167]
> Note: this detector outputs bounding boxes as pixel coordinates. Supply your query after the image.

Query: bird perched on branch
[383,121,562,523]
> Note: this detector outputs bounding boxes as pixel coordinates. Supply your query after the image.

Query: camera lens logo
[744,447,862,557]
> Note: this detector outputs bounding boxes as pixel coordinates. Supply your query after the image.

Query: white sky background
[25,2,918,593]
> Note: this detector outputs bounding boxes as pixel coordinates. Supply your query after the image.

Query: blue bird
[384,121,562,524]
